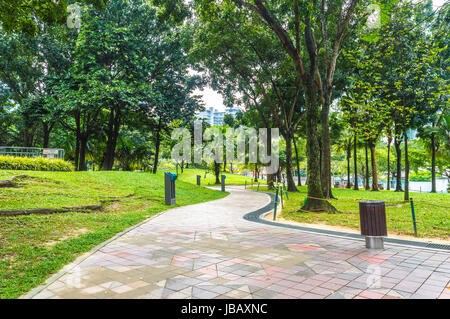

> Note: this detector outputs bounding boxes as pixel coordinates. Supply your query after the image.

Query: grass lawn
[0,170,227,299]
[170,168,264,186]
[253,185,449,240]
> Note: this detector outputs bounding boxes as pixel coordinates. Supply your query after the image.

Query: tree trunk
[301,94,336,213]
[293,137,302,186]
[346,146,351,189]
[74,134,80,171]
[365,142,370,190]
[266,127,274,190]
[431,133,436,193]
[214,162,220,184]
[321,95,332,198]
[369,140,379,191]
[102,107,121,171]
[387,134,392,190]
[42,122,52,148]
[362,164,366,189]
[74,113,81,171]
[394,134,403,192]
[285,135,298,192]
[78,135,88,171]
[152,118,162,174]
[404,127,409,200]
[353,134,358,190]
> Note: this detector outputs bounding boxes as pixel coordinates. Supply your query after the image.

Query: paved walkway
[26,187,450,299]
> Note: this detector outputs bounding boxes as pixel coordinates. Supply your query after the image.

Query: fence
[0,146,65,159]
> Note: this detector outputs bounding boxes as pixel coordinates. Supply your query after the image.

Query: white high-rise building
[195,107,240,126]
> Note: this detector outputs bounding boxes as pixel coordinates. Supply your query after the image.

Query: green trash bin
[165,172,177,205]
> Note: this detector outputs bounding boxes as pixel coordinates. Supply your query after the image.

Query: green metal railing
[0,147,65,159]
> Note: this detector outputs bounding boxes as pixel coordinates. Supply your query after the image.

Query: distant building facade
[195,107,240,126]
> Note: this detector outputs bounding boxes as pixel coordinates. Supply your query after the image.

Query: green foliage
[0,156,72,171]
[0,0,106,35]
[173,168,259,186]
[409,171,432,182]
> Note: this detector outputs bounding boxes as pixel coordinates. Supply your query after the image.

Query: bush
[0,155,73,171]
[410,170,431,182]
[158,159,176,170]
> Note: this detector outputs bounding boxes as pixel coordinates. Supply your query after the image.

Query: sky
[193,0,447,112]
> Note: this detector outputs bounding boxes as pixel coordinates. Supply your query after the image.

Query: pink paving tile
[290,244,322,252]
[229,258,246,264]
[246,279,271,288]
[223,274,241,280]
[267,285,288,293]
[272,293,295,299]
[261,264,284,275]
[358,290,385,299]
[438,287,450,299]
[291,283,314,292]
[300,292,324,299]
[172,255,190,262]
[310,274,332,282]
[359,254,393,265]
[248,228,268,233]
[302,278,323,287]
[250,275,269,281]
[284,288,307,298]
[329,278,350,285]
[276,280,299,288]
[271,272,291,279]
[320,282,344,290]
[286,275,306,283]
[310,286,333,296]
[197,264,217,276]
[112,252,133,258]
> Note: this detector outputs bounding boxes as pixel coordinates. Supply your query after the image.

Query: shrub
[410,170,431,182]
[158,159,176,170]
[0,155,73,171]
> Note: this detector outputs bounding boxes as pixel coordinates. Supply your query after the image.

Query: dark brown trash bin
[359,201,387,249]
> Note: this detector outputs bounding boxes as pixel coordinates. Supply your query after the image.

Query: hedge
[0,155,73,171]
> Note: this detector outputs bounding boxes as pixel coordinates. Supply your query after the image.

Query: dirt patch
[105,201,122,212]
[44,228,89,248]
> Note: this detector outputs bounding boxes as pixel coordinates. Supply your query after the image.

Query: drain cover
[426,243,450,250]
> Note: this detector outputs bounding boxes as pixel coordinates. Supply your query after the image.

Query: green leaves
[0,0,106,36]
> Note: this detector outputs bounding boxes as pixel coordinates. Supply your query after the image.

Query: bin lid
[359,200,385,205]
[167,172,178,181]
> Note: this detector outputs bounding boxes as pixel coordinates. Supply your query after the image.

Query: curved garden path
[24,187,450,299]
